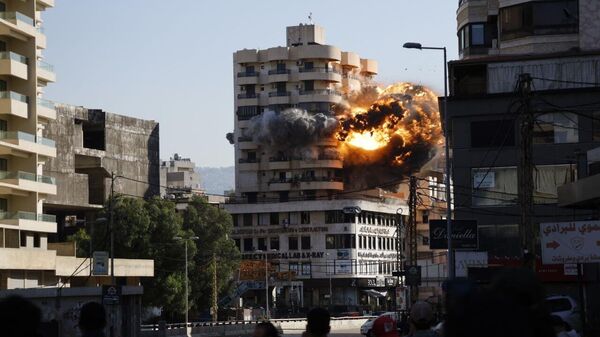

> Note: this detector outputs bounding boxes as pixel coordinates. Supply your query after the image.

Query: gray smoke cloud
[245,108,338,148]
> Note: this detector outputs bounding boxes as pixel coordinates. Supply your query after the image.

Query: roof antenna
[308,12,313,25]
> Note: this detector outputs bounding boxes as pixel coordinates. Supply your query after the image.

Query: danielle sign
[429,219,478,249]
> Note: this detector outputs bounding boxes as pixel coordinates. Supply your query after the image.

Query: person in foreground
[303,307,331,337]
[371,314,398,337]
[0,295,42,337]
[407,301,438,337]
[79,301,107,337]
[253,321,280,337]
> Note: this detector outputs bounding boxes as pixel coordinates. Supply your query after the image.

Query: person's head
[306,307,330,337]
[253,321,280,337]
[0,295,41,337]
[410,301,434,330]
[550,315,566,334]
[79,302,106,332]
[372,315,397,337]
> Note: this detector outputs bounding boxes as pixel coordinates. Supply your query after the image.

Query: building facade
[448,0,600,317]
[44,104,160,241]
[227,24,409,314]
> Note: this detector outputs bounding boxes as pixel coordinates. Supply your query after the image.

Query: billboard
[429,219,478,249]
[540,221,600,264]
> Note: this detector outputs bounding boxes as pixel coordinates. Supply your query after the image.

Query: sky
[43,0,458,167]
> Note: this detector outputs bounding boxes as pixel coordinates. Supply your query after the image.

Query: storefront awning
[362,289,387,298]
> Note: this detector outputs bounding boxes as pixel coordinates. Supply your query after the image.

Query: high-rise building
[447,0,600,300]
[160,153,201,195]
[226,24,412,314]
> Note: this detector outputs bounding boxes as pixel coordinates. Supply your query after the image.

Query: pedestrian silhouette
[78,302,107,337]
[0,295,42,337]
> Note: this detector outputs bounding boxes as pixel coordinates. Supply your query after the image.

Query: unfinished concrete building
[43,104,160,241]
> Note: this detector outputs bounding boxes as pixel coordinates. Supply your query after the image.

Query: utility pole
[408,176,418,302]
[109,171,116,285]
[212,253,218,322]
[394,209,404,315]
[517,73,535,270]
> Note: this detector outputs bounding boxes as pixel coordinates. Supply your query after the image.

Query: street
[285,328,362,337]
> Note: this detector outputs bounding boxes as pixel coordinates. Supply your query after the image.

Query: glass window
[471,120,516,147]
[270,237,280,250]
[301,236,311,250]
[257,238,267,251]
[270,212,279,225]
[289,262,299,274]
[533,165,576,204]
[243,214,253,227]
[259,213,269,226]
[301,262,311,276]
[243,238,253,252]
[533,113,578,144]
[301,211,311,224]
[472,167,518,207]
[471,24,485,45]
[289,237,299,250]
[326,235,335,249]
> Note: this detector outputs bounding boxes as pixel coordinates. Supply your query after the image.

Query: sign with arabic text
[540,221,600,264]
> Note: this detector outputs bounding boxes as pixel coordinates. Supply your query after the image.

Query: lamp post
[175,235,199,334]
[255,249,276,320]
[326,253,332,306]
[403,42,454,279]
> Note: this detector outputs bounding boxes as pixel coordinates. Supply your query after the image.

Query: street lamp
[175,235,199,334]
[255,249,276,320]
[325,253,333,306]
[403,42,454,279]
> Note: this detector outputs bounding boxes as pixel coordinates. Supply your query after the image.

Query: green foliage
[68,228,91,257]
[94,194,239,321]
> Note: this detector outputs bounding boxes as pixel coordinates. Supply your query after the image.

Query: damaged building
[44,104,160,242]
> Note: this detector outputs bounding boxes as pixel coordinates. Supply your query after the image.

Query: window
[232,215,239,227]
[259,213,269,226]
[301,236,311,250]
[472,167,518,207]
[270,237,280,250]
[301,262,312,276]
[33,233,40,248]
[533,113,578,144]
[237,106,260,120]
[325,211,344,224]
[500,0,578,41]
[20,231,27,247]
[304,80,314,92]
[234,239,241,251]
[289,237,299,250]
[270,212,279,225]
[326,234,356,249]
[257,238,267,251]
[243,238,253,252]
[301,211,310,224]
[243,214,253,227]
[279,191,289,202]
[592,111,600,141]
[471,120,515,147]
[289,262,299,274]
[471,24,485,45]
[289,212,300,225]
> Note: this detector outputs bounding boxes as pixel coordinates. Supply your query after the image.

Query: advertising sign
[429,220,478,250]
[405,265,421,286]
[473,171,495,188]
[102,285,120,305]
[337,249,350,260]
[540,221,600,264]
[92,251,109,276]
[455,251,488,277]
[335,260,352,274]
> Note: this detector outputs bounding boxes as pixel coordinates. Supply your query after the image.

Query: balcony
[37,60,55,82]
[238,158,259,171]
[237,136,257,150]
[0,131,56,157]
[236,71,259,85]
[267,69,290,82]
[268,91,291,104]
[299,158,343,169]
[0,170,56,195]
[37,98,56,120]
[298,67,342,82]
[0,91,28,119]
[300,179,344,190]
[0,211,56,232]
[237,92,260,105]
[269,180,292,191]
[298,89,342,104]
[0,52,28,80]
[0,12,36,36]
[268,158,291,170]
[36,26,46,49]
[37,0,55,8]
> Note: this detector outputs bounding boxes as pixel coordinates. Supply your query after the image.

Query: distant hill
[196,166,234,195]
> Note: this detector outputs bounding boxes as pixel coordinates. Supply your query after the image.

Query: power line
[530,76,600,87]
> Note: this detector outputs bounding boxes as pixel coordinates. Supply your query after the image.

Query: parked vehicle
[360,312,398,337]
[546,295,582,332]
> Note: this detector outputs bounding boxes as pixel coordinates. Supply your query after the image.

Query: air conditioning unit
[296,61,304,66]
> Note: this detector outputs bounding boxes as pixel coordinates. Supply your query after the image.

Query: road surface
[285,327,362,337]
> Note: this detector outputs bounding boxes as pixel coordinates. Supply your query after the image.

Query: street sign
[102,285,120,305]
[540,221,600,264]
[429,220,478,250]
[405,265,421,286]
[455,251,488,277]
[92,251,109,276]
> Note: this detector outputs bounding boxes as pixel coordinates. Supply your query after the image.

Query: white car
[360,312,398,337]
[547,295,582,333]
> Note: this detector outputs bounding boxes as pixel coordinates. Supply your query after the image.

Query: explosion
[336,83,442,171]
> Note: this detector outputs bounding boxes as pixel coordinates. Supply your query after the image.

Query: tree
[183,196,241,315]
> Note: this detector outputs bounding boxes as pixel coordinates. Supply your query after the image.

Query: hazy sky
[44,0,458,167]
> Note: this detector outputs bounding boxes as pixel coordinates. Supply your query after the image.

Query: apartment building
[160,153,201,194]
[226,24,413,314]
[447,0,600,306]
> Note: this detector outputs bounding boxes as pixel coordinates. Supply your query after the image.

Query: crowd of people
[0,268,583,337]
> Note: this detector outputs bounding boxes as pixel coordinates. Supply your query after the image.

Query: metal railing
[237,93,259,99]
[0,211,56,222]
[238,158,258,164]
[268,91,291,97]
[0,91,28,103]
[0,170,56,184]
[37,60,54,72]
[37,136,55,147]
[237,71,259,77]
[38,98,55,109]
[299,67,341,74]
[299,89,342,96]
[0,51,27,64]
[0,11,35,26]
[268,69,291,75]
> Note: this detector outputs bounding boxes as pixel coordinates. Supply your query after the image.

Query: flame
[335,82,442,168]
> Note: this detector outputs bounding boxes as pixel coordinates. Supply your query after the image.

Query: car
[360,312,398,337]
[546,295,582,332]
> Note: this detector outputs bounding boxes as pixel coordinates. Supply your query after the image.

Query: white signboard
[473,171,495,189]
[92,251,109,276]
[455,251,488,277]
[540,221,600,264]
[335,260,352,274]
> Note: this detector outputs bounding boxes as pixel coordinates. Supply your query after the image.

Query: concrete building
[447,0,600,315]
[227,24,413,314]
[0,0,60,289]
[44,104,160,241]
